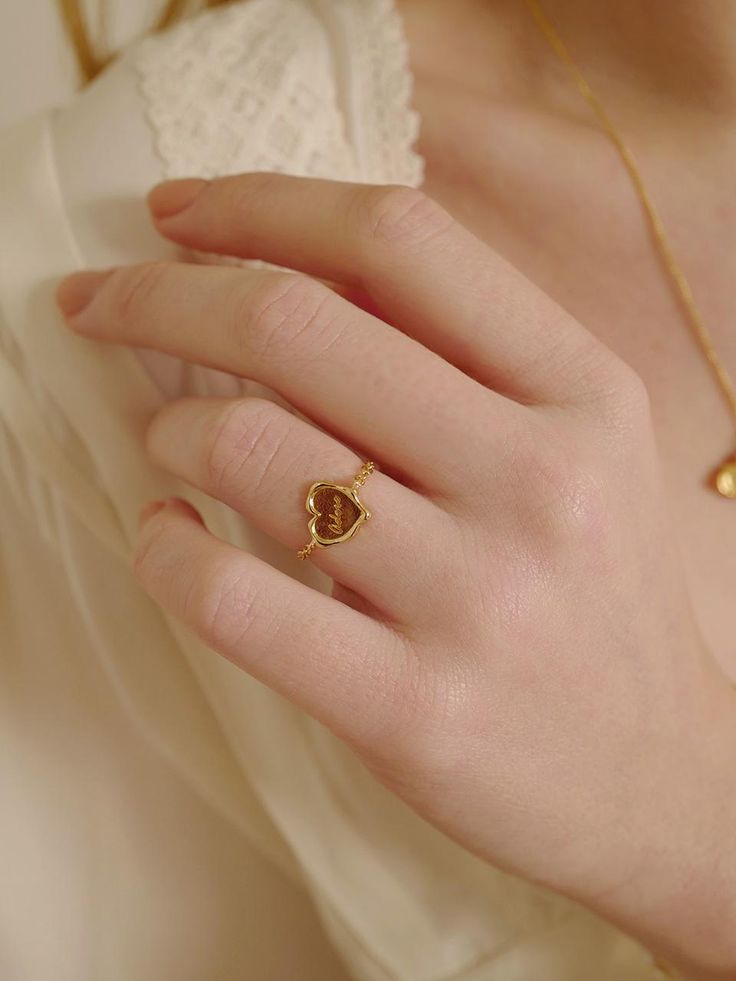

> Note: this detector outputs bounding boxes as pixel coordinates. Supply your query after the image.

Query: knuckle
[355,184,455,249]
[188,556,263,653]
[245,273,336,362]
[131,505,266,657]
[205,397,290,499]
[605,362,652,433]
[111,261,169,325]
[517,432,614,557]
[549,460,610,544]
[579,354,653,437]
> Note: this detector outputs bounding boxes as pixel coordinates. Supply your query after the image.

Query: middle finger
[57,260,519,495]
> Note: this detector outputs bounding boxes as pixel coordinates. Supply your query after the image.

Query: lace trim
[135,0,359,182]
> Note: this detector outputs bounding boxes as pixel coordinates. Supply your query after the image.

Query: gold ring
[297,461,375,560]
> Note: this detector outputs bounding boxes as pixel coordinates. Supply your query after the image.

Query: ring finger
[145,392,451,625]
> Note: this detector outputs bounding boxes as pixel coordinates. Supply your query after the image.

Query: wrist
[583,676,736,980]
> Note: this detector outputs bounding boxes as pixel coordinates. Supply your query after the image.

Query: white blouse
[0,1,661,978]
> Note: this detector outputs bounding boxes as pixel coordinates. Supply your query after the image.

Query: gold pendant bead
[715,461,736,498]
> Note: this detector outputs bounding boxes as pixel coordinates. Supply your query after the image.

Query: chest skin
[399,35,736,676]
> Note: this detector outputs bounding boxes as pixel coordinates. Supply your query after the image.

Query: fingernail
[148,178,209,219]
[138,499,168,529]
[56,269,113,318]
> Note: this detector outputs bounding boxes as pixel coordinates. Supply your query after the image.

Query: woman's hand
[56,173,736,978]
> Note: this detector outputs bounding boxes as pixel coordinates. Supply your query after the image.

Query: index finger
[148,173,624,407]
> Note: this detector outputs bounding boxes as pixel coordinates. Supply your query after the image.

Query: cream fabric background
[0,2,663,978]
[0,0,176,129]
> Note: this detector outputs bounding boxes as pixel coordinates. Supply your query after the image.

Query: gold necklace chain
[524,0,736,499]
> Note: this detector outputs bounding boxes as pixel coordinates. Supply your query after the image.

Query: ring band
[297,461,375,560]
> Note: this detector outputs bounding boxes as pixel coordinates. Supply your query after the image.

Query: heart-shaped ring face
[305,482,371,547]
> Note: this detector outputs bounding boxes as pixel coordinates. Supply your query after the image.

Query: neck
[532,0,736,115]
